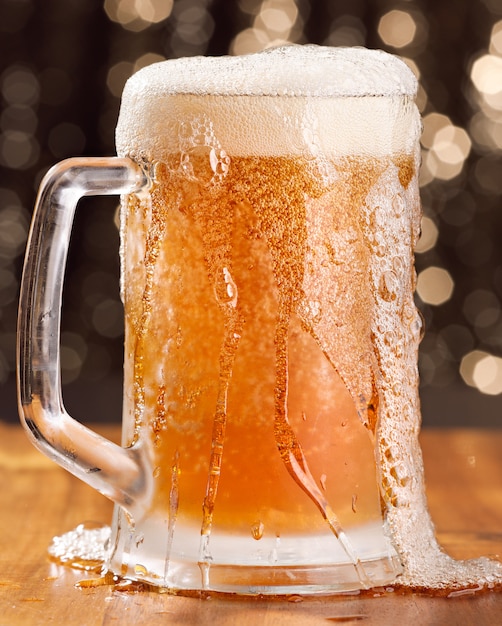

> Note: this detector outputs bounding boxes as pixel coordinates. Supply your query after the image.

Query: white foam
[116,45,420,159]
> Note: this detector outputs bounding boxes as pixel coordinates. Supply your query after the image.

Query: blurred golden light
[421,112,451,148]
[1,104,37,134]
[433,125,471,163]
[480,90,502,112]
[325,16,366,47]
[1,66,39,106]
[415,216,438,253]
[231,0,300,55]
[424,123,471,181]
[469,112,502,151]
[460,350,502,395]
[0,203,28,260]
[489,20,502,55]
[416,266,454,306]
[134,53,166,72]
[473,155,502,194]
[418,150,434,187]
[92,299,124,339]
[238,0,262,15]
[378,10,417,48]
[471,54,502,96]
[175,5,214,46]
[257,5,297,33]
[107,61,134,98]
[104,0,173,31]
[231,27,272,55]
[0,130,39,169]
[463,289,500,328]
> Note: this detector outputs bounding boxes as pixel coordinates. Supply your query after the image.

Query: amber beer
[122,153,412,533]
[107,45,424,592]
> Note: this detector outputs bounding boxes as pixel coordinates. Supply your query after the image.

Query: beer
[122,152,411,533]
[117,149,414,589]
[110,45,424,590]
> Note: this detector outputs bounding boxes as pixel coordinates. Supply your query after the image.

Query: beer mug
[18,45,423,594]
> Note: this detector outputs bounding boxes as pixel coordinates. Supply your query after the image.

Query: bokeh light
[416,266,455,306]
[378,10,417,49]
[420,113,472,183]
[460,350,502,395]
[104,0,174,32]
[415,216,438,254]
[231,0,303,54]
[471,54,502,97]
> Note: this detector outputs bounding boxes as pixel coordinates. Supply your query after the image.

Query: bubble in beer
[319,473,327,491]
[214,266,238,306]
[176,115,230,184]
[393,194,406,218]
[378,270,399,302]
[251,521,265,540]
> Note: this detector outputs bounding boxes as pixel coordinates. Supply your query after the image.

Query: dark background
[1,0,502,427]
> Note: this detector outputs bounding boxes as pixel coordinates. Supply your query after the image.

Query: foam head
[116,45,420,160]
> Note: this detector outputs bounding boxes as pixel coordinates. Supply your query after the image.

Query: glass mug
[18,45,432,594]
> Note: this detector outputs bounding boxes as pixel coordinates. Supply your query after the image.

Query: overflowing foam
[109,45,502,593]
[116,45,420,160]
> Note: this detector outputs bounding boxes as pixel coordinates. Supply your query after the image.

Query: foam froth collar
[116,45,420,160]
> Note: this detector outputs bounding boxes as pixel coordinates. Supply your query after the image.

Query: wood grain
[1,423,501,625]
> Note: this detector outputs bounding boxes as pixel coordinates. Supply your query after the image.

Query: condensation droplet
[352,494,358,513]
[306,299,322,323]
[251,520,265,540]
[214,266,237,306]
[411,308,425,342]
[134,564,148,577]
[209,148,230,178]
[153,466,161,479]
[180,146,215,183]
[378,270,399,302]
[393,193,405,217]
[319,473,327,491]
[392,382,402,396]
[176,325,183,348]
[392,255,405,275]
[383,330,395,346]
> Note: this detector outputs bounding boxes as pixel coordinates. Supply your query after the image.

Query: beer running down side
[48,46,502,593]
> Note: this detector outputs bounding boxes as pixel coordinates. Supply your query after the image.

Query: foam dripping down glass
[17,45,502,595]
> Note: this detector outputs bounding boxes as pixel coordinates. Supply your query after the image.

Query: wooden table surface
[1,423,501,626]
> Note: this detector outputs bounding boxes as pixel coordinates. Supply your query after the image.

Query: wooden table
[1,423,501,625]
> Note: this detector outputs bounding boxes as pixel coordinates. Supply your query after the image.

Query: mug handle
[17,156,150,518]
